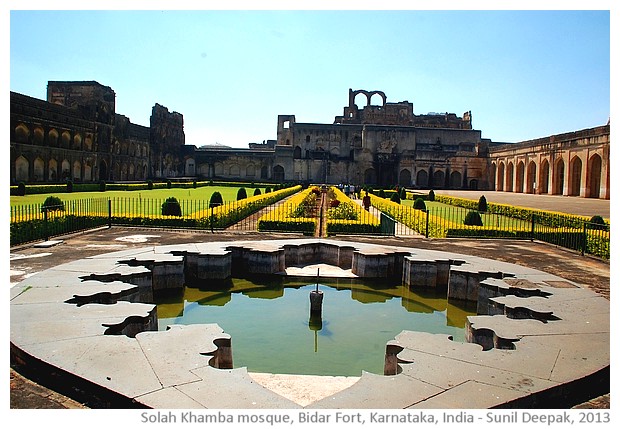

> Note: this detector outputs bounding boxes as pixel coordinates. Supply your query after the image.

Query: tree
[161,197,182,216]
[413,198,426,211]
[41,196,64,212]
[428,189,435,201]
[209,191,223,208]
[464,211,483,226]
[253,188,262,196]
[478,195,488,212]
[237,187,247,200]
[17,182,26,196]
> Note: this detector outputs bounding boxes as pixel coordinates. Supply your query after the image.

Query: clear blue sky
[9,7,612,148]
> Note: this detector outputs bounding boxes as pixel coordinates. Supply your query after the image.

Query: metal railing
[10,196,610,259]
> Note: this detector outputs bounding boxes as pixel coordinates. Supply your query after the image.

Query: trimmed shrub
[161,197,182,216]
[400,187,407,200]
[17,182,26,196]
[42,196,65,212]
[253,188,261,196]
[209,191,223,208]
[464,211,483,226]
[428,189,435,201]
[390,193,401,204]
[147,180,153,190]
[193,180,197,189]
[265,187,272,193]
[66,180,73,193]
[379,189,386,198]
[99,180,107,192]
[478,195,488,212]
[167,180,172,189]
[413,198,426,211]
[237,187,247,200]
[588,215,607,231]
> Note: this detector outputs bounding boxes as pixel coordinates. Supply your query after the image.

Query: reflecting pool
[156,277,476,377]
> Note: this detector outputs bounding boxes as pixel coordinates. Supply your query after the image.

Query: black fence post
[43,206,49,241]
[108,199,112,228]
[530,214,536,242]
[425,209,430,238]
[581,221,587,256]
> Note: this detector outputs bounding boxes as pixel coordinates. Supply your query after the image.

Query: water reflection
[156,276,476,376]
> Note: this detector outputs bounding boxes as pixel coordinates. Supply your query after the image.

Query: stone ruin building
[10,82,610,199]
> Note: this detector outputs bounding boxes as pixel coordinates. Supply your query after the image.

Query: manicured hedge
[257,187,317,234]
[326,187,381,235]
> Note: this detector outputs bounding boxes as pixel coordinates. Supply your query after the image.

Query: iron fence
[10,196,610,260]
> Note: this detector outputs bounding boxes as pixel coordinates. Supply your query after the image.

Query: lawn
[401,199,531,229]
[10,185,267,208]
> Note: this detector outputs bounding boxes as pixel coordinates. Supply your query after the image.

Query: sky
[8,4,613,149]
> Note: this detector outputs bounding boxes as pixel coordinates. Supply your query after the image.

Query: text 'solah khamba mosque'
[10,81,610,199]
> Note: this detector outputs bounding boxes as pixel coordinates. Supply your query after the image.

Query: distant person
[362,191,371,211]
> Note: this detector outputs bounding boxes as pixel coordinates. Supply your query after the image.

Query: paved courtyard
[10,219,610,409]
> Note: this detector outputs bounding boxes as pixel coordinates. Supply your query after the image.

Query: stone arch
[99,159,108,181]
[506,162,514,192]
[261,165,269,180]
[490,163,497,191]
[61,159,71,180]
[587,153,603,198]
[73,160,82,181]
[15,123,30,143]
[432,170,445,189]
[246,163,256,177]
[120,163,128,181]
[293,146,302,159]
[450,171,462,188]
[273,165,285,182]
[399,169,411,186]
[48,129,59,146]
[553,158,565,195]
[526,161,537,194]
[516,161,525,193]
[61,131,71,149]
[84,135,93,151]
[416,169,428,188]
[15,155,29,182]
[84,161,93,182]
[113,162,121,181]
[540,159,550,194]
[497,161,505,191]
[364,168,377,185]
[34,126,45,144]
[229,164,240,177]
[128,163,135,180]
[49,159,58,181]
[185,158,196,176]
[351,89,386,107]
[73,133,83,150]
[214,162,224,176]
[569,155,582,196]
[34,157,45,182]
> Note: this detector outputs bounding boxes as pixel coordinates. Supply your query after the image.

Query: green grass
[401,199,531,229]
[10,186,266,208]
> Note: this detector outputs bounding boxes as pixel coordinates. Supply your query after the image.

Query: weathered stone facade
[489,124,610,199]
[10,81,186,184]
[10,82,610,199]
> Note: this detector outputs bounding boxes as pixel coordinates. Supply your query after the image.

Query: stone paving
[10,230,610,409]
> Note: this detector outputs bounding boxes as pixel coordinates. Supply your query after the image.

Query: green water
[156,277,476,376]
